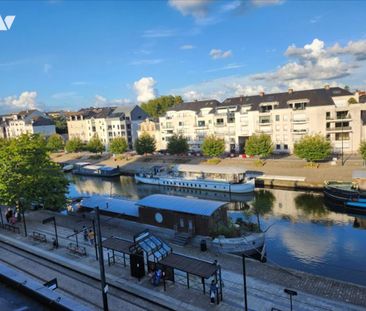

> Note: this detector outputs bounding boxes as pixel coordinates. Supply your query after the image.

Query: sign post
[42,216,59,248]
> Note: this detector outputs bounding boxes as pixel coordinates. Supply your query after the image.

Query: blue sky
[0,0,366,113]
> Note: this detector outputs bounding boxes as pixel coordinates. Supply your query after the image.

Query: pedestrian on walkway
[210,280,217,304]
[82,225,88,242]
[88,229,95,246]
[5,208,12,223]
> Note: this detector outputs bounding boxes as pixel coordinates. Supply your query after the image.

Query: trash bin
[200,239,207,252]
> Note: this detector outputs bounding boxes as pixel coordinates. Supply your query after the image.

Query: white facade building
[155,87,366,154]
[1,110,56,139]
[67,105,149,149]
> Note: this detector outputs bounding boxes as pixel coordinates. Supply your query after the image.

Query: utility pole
[95,205,109,311]
[242,254,248,311]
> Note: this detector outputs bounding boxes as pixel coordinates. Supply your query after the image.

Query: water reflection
[68,174,366,286]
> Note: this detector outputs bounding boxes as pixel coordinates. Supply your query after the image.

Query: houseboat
[212,232,265,256]
[135,164,255,193]
[73,164,121,177]
[324,181,366,212]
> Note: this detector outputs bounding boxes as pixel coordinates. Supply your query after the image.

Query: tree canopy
[294,134,332,162]
[86,135,105,154]
[167,134,189,155]
[359,141,366,161]
[65,137,84,153]
[135,133,156,155]
[245,133,273,158]
[201,135,225,157]
[348,97,357,104]
[46,134,64,152]
[140,95,183,118]
[0,134,69,211]
[52,116,68,135]
[109,137,128,154]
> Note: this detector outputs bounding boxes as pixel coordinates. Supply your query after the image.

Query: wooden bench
[3,224,20,234]
[32,231,47,243]
[67,243,87,256]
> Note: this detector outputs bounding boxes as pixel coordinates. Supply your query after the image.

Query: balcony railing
[326,114,352,121]
[291,118,308,123]
[326,126,352,132]
[292,129,308,134]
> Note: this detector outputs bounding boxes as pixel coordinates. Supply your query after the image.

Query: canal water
[68,174,366,286]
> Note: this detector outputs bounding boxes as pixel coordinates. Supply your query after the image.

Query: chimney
[288,88,293,94]
[259,91,265,97]
[324,84,330,90]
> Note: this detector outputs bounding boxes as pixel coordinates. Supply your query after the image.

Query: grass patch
[305,162,319,168]
[254,159,265,167]
[206,157,221,165]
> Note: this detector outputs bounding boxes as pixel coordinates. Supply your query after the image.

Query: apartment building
[1,110,56,139]
[137,118,164,150]
[67,105,148,149]
[156,87,366,154]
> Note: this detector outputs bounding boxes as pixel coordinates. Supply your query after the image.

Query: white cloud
[130,59,163,65]
[206,63,245,72]
[180,44,195,50]
[93,95,131,107]
[142,28,177,38]
[168,0,212,19]
[171,38,366,101]
[251,0,284,7]
[329,40,366,61]
[209,49,233,59]
[133,77,157,103]
[183,90,205,101]
[0,91,38,114]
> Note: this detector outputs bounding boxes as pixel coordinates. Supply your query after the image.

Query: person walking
[5,208,13,224]
[82,225,88,242]
[88,229,95,246]
[209,280,217,304]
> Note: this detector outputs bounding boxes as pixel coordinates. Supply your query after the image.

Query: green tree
[87,135,105,154]
[167,134,189,155]
[0,134,69,211]
[359,141,366,161]
[348,97,357,104]
[65,137,84,153]
[109,137,128,154]
[46,134,64,152]
[53,116,68,135]
[251,189,275,228]
[134,133,156,155]
[294,134,332,163]
[140,95,183,118]
[201,135,225,157]
[245,133,273,158]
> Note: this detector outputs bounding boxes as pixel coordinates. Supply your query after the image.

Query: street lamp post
[341,119,344,166]
[0,206,4,227]
[42,216,59,248]
[19,201,27,237]
[95,205,109,311]
[242,254,248,311]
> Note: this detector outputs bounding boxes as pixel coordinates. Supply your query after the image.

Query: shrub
[167,134,189,155]
[201,135,225,157]
[109,137,128,155]
[245,133,273,158]
[294,134,332,163]
[135,133,156,155]
[65,137,84,153]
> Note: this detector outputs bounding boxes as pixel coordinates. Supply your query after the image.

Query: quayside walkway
[0,209,365,311]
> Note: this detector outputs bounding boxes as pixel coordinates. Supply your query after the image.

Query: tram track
[0,239,172,311]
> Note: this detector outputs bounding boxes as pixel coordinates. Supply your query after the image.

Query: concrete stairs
[172,232,191,246]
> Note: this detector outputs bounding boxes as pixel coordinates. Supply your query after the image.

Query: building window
[198,120,205,127]
[275,115,280,121]
[326,112,331,119]
[276,144,281,150]
[284,144,288,150]
[216,118,224,125]
[326,134,331,140]
[335,133,350,141]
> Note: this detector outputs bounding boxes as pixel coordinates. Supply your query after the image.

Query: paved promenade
[0,209,365,311]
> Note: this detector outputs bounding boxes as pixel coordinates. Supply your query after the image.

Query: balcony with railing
[291,129,308,134]
[291,118,308,123]
[326,126,352,132]
[326,114,352,121]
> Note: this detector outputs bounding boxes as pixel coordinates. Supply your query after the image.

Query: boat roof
[81,195,139,217]
[99,166,117,171]
[75,162,90,166]
[83,165,103,170]
[136,194,227,216]
[353,170,366,179]
[174,164,247,175]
